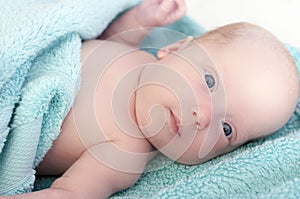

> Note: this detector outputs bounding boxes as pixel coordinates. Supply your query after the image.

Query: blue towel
[1,0,300,198]
[0,0,138,195]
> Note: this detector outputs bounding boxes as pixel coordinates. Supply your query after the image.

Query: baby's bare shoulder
[81,39,156,63]
[81,39,133,62]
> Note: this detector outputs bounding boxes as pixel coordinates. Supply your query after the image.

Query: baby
[3,0,299,198]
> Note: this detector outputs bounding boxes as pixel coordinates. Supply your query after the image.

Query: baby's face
[136,38,295,164]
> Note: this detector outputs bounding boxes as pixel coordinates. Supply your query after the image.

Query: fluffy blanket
[0,0,139,195]
[0,0,299,198]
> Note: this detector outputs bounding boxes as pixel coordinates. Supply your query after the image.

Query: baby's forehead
[206,45,281,131]
[194,28,298,141]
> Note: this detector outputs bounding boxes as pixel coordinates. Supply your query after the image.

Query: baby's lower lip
[169,109,179,134]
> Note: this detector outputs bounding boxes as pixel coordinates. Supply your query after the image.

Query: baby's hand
[136,0,186,27]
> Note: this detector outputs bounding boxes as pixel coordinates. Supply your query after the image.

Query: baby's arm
[50,143,145,199]
[99,0,186,46]
[1,144,145,199]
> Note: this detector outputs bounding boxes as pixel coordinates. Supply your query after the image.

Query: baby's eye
[222,122,232,138]
[205,74,215,89]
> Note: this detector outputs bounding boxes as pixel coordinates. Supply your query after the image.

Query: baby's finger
[159,0,176,15]
[163,0,186,24]
[170,0,186,18]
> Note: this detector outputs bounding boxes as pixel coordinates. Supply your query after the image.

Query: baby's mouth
[168,109,180,135]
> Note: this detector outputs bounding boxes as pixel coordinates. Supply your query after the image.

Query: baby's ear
[157,36,194,60]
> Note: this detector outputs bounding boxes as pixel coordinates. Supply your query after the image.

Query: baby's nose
[192,106,211,130]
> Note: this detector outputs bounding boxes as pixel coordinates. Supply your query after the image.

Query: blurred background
[186,0,300,47]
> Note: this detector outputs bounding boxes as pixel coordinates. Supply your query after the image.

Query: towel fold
[0,0,138,195]
[1,0,299,198]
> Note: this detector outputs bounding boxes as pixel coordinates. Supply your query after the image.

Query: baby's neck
[102,47,157,137]
[81,39,157,138]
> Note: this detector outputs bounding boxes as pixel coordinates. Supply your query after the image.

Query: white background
[186,0,300,47]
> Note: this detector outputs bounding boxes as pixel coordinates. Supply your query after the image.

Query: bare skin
[37,39,156,198]
[1,0,187,199]
[36,40,156,176]
[1,0,298,199]
[38,27,299,197]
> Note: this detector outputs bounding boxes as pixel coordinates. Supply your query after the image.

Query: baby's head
[136,22,299,164]
[194,22,299,139]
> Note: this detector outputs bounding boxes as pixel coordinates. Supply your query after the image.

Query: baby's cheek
[193,80,212,106]
[207,135,234,159]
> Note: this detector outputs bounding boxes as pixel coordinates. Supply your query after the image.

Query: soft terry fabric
[1,0,300,198]
[0,0,139,195]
